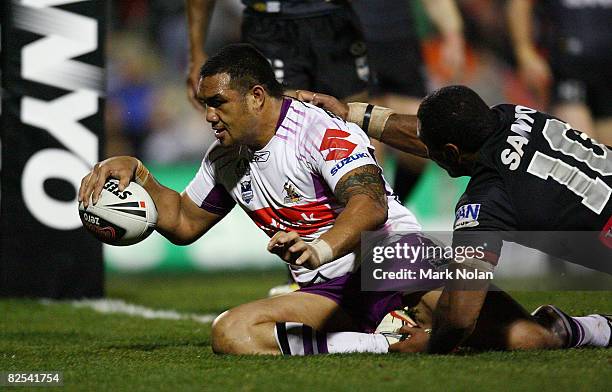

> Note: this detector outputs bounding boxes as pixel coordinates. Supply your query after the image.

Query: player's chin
[217,135,235,146]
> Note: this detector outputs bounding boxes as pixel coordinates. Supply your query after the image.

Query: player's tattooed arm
[334,164,388,210]
[309,165,388,264]
[266,165,389,269]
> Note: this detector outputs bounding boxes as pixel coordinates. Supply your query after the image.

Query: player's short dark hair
[417,85,497,152]
[200,43,284,98]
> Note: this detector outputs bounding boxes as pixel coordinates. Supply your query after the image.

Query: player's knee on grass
[211,310,237,354]
[211,307,279,355]
[211,309,260,355]
[506,320,563,350]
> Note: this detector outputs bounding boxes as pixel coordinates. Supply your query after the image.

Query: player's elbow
[372,205,388,229]
[158,225,201,246]
[355,194,388,229]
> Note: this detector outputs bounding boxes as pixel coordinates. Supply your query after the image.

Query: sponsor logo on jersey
[240,180,253,204]
[283,181,303,204]
[454,203,481,229]
[330,152,370,176]
[319,129,357,161]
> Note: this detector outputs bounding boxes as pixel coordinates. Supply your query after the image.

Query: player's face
[427,148,463,177]
[197,73,255,147]
[417,120,467,177]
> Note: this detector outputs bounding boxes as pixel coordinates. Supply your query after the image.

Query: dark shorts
[551,55,612,118]
[367,38,427,98]
[241,9,369,99]
[298,271,403,333]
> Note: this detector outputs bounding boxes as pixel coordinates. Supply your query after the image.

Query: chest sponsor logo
[319,129,357,161]
[283,181,303,204]
[330,152,370,176]
[454,203,481,229]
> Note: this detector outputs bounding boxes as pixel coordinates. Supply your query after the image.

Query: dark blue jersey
[453,104,612,270]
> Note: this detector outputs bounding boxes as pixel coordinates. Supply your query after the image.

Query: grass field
[1,271,611,391]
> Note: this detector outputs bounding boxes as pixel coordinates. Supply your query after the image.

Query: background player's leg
[211,291,389,355]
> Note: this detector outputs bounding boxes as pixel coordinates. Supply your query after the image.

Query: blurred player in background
[351,0,465,203]
[82,45,608,356]
[507,0,612,146]
[297,86,612,353]
[186,0,369,108]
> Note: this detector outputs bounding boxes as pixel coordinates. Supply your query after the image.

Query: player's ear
[442,143,461,163]
[248,85,266,111]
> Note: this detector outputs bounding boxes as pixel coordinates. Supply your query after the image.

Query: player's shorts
[241,8,369,99]
[366,37,427,98]
[550,55,612,118]
[298,232,447,333]
[298,271,403,333]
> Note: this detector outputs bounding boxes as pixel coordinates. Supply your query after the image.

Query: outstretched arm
[296,91,428,158]
[79,156,223,245]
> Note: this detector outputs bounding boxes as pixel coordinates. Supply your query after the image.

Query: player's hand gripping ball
[78,179,158,246]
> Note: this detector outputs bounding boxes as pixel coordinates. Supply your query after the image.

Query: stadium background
[1,1,611,390]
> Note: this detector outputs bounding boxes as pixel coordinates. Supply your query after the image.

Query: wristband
[347,103,394,140]
[310,238,333,265]
[134,159,150,187]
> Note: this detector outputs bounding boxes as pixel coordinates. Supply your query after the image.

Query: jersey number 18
[527,119,612,214]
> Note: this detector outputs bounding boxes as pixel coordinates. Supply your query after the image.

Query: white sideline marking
[41,298,218,324]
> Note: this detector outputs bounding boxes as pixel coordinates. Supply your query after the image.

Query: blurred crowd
[106,0,609,166]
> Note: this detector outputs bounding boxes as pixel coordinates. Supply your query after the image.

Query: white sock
[274,322,389,355]
[571,315,611,347]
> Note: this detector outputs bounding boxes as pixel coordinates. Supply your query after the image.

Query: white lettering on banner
[13,0,102,230]
[22,149,90,229]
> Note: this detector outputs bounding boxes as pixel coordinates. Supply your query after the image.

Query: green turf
[1,271,610,391]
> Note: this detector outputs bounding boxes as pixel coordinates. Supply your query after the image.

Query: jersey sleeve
[184,152,236,216]
[302,112,379,192]
[451,176,517,265]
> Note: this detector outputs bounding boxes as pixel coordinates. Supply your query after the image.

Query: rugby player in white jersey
[80,44,589,355]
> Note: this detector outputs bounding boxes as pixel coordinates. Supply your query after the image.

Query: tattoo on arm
[334,165,387,209]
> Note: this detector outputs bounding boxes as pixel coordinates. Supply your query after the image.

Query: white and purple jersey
[185,99,421,285]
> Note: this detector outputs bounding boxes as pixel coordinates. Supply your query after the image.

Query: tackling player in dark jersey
[297,85,612,354]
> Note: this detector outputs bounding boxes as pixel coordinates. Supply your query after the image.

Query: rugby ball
[78,179,158,246]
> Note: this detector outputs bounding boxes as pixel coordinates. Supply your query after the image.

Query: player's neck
[249,96,285,150]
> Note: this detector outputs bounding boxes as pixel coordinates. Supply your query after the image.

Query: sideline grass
[1,271,610,391]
